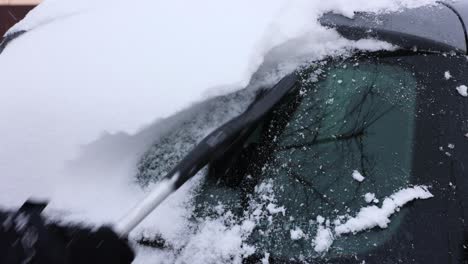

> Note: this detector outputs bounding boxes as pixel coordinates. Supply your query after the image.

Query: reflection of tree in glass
[248,61,417,258]
[276,74,397,210]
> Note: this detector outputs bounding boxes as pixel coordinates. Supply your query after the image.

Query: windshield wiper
[114,73,298,237]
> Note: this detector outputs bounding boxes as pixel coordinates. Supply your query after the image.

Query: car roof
[2,2,467,56]
[444,0,468,44]
[320,2,468,54]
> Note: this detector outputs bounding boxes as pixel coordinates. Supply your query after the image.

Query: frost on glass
[135,90,255,187]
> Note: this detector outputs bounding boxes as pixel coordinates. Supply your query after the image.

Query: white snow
[171,178,284,263]
[316,215,325,224]
[310,186,434,253]
[335,186,433,235]
[266,203,286,216]
[352,170,365,182]
[290,227,305,240]
[174,218,254,264]
[444,71,452,80]
[133,247,176,264]
[313,225,334,253]
[0,0,439,262]
[364,193,376,203]
[456,85,468,97]
[261,252,270,264]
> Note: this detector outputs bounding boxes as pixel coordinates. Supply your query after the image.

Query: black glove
[0,200,135,264]
[63,225,135,264]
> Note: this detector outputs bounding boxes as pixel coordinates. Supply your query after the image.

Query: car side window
[196,57,419,260]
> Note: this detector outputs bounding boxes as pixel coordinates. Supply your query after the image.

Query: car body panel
[445,1,468,45]
[320,3,467,53]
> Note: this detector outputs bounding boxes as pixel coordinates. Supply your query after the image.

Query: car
[128,1,468,263]
[2,1,468,263]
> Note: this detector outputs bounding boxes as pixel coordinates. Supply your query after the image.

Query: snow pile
[313,215,334,253]
[335,186,433,235]
[169,179,286,263]
[175,218,255,264]
[133,178,287,263]
[0,0,435,214]
[308,186,433,254]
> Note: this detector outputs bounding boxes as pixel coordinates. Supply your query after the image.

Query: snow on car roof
[321,4,467,52]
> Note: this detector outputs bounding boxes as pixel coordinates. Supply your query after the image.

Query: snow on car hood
[0,0,437,263]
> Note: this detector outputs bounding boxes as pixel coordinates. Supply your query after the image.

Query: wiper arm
[115,73,298,237]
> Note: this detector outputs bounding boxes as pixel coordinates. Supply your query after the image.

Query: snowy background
[0,0,438,262]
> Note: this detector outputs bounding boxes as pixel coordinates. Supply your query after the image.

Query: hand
[65,225,135,264]
[0,201,135,264]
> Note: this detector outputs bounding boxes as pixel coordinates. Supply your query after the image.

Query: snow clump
[313,225,334,253]
[290,227,306,240]
[456,85,468,97]
[335,186,433,235]
[352,170,365,182]
[310,186,433,253]
[364,193,378,203]
[444,71,452,80]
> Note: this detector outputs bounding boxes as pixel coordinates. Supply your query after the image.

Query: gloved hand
[60,225,135,264]
[0,201,135,264]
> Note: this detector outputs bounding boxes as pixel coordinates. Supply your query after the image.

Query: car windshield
[194,55,419,259]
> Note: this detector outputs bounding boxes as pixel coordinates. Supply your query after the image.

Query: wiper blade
[114,73,298,236]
